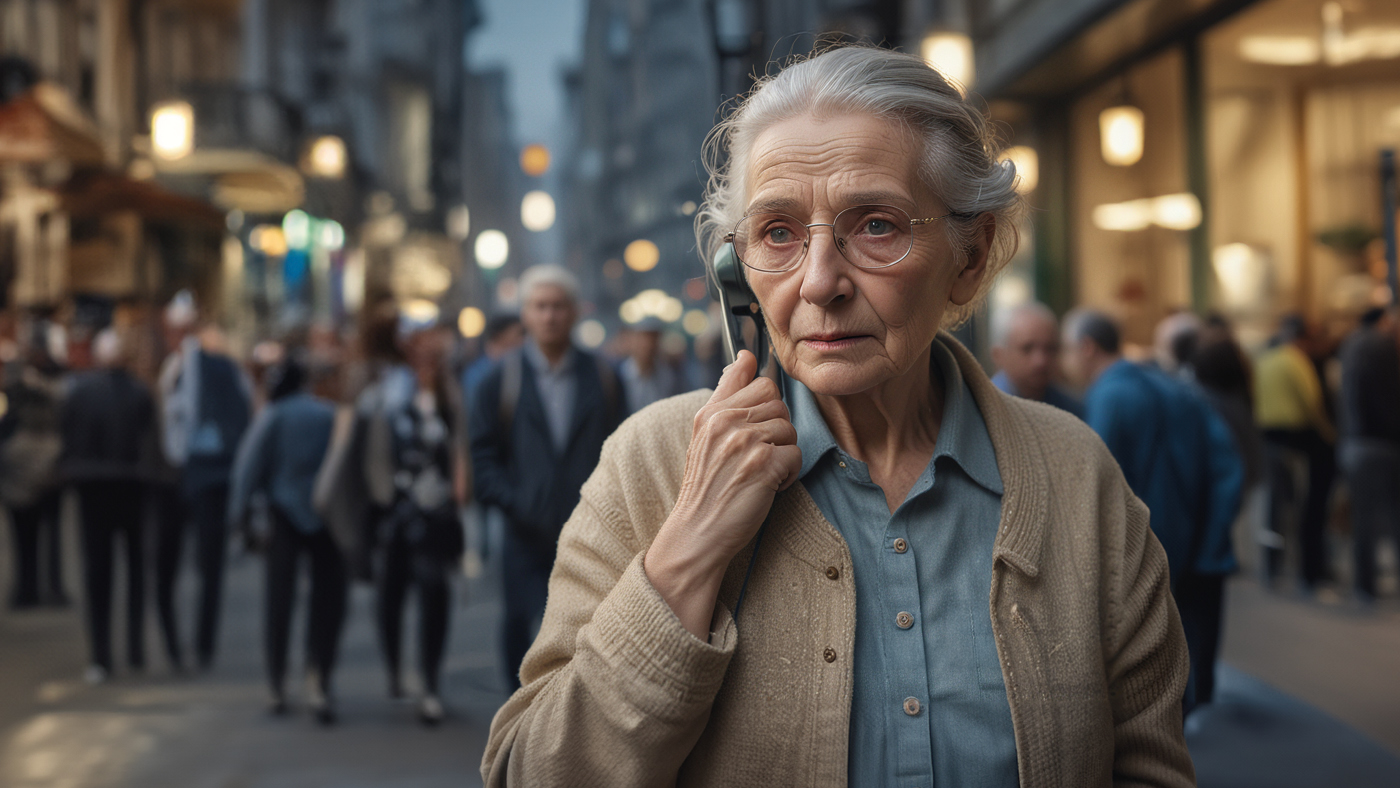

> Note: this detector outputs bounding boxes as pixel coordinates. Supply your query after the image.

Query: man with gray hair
[990,301,1082,418]
[470,264,628,690]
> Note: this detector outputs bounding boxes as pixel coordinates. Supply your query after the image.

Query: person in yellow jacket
[1255,314,1336,591]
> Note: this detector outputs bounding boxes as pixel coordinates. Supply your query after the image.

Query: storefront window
[1205,0,1400,343]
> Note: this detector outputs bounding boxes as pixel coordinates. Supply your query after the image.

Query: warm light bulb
[1099,105,1145,167]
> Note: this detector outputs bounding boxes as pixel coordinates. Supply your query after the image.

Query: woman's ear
[949,214,997,306]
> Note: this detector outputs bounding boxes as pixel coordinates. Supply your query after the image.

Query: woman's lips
[800,335,871,351]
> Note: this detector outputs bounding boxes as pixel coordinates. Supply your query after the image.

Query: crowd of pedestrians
[2,266,1396,738]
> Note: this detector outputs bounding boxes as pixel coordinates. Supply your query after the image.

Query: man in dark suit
[470,265,628,690]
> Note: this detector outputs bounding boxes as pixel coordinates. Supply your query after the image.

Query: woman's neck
[811,345,944,512]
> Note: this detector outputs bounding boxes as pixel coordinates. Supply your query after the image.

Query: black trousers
[6,491,64,607]
[152,484,186,667]
[188,484,230,668]
[1263,428,1336,588]
[265,508,348,697]
[501,532,553,692]
[1343,441,1400,599]
[75,481,147,671]
[1176,572,1225,713]
[376,526,452,695]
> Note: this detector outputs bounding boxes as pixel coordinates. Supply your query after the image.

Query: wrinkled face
[742,112,988,396]
[522,283,577,349]
[992,312,1059,398]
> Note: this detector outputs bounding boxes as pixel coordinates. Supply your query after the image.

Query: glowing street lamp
[1099,105,1145,167]
[458,307,486,338]
[151,101,194,160]
[921,32,974,92]
[521,191,556,232]
[475,230,509,270]
[520,144,551,177]
[304,135,347,179]
[624,239,660,272]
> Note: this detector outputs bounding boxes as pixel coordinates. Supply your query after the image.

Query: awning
[155,148,305,214]
[59,170,225,232]
[0,83,106,166]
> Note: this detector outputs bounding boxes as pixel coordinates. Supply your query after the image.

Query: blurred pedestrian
[228,354,346,723]
[483,48,1193,787]
[60,329,156,683]
[618,318,688,413]
[470,264,627,692]
[358,312,468,725]
[156,292,253,670]
[1255,313,1336,592]
[1338,307,1400,604]
[1064,309,1244,713]
[989,301,1082,417]
[461,313,524,406]
[1192,315,1264,493]
[1,328,69,609]
[1152,311,1203,376]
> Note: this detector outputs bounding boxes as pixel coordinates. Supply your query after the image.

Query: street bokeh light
[520,144,551,176]
[474,230,509,270]
[521,191,556,232]
[623,239,660,272]
[150,100,194,159]
[576,319,607,349]
[457,306,486,338]
[921,32,974,91]
[1099,105,1145,166]
[305,135,347,178]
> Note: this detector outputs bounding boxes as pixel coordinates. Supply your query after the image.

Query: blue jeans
[501,531,553,691]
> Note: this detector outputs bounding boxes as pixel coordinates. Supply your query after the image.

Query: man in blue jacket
[1063,309,1244,713]
[470,265,628,690]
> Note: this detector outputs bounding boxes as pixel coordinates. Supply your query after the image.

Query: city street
[3,506,1399,787]
[0,507,509,788]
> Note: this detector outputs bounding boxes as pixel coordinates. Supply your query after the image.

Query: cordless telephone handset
[706,243,784,392]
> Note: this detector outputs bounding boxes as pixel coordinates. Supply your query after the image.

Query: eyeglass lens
[733,204,915,272]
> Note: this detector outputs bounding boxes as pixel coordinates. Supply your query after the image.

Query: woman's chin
[788,359,890,397]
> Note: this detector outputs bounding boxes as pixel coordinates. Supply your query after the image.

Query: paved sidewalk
[0,525,509,788]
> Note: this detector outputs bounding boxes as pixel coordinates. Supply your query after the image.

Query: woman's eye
[864,219,893,236]
[767,227,795,244]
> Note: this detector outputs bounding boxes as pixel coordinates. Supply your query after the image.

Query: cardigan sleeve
[1106,491,1198,788]
[481,442,737,787]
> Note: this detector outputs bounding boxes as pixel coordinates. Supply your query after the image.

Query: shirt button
[903,697,921,716]
[893,538,908,553]
[825,566,840,581]
[823,647,837,663]
[838,460,847,468]
[896,611,914,629]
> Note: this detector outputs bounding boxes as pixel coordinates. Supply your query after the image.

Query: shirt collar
[791,336,1003,495]
[524,338,575,375]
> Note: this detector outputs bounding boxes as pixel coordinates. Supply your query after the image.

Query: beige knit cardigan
[482,334,1196,788]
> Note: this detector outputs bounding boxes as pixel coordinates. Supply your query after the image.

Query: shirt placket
[840,451,935,785]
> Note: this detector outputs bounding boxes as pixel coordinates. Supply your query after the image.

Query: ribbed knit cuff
[580,552,736,720]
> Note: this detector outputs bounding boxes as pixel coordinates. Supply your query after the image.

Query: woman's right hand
[645,350,802,639]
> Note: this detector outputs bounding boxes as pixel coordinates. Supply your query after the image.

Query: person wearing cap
[228,354,346,723]
[470,264,629,692]
[618,317,689,414]
[156,291,253,671]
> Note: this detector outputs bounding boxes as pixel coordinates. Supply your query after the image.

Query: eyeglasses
[725,204,964,273]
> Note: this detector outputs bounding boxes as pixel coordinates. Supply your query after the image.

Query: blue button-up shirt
[792,337,1019,788]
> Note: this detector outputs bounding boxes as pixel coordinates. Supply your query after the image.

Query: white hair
[164,289,198,329]
[696,45,1025,327]
[991,301,1058,349]
[92,328,124,368]
[519,264,580,305]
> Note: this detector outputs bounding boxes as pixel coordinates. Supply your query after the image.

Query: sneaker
[306,672,335,726]
[84,665,108,686]
[417,695,444,727]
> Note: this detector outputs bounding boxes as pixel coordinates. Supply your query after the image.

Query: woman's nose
[799,228,855,306]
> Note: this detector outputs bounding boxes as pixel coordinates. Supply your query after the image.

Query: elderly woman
[482,46,1194,787]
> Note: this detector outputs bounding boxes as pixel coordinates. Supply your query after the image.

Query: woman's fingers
[709,350,757,403]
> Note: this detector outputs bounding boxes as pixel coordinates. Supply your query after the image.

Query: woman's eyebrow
[745,196,805,215]
[745,192,915,215]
